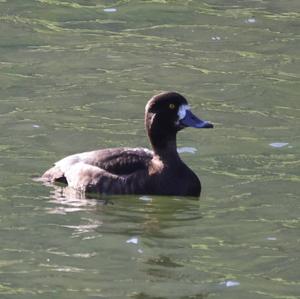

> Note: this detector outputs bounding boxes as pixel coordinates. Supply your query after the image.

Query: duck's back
[82,147,153,175]
[41,147,153,193]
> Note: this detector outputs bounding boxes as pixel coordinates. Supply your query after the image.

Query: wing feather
[41,147,153,185]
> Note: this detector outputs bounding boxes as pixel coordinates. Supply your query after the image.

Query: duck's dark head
[145,92,213,154]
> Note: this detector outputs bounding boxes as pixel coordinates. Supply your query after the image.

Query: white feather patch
[177,105,190,120]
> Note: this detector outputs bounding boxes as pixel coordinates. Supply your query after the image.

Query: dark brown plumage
[40,92,213,197]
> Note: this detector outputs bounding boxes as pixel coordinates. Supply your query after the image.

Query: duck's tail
[36,165,67,184]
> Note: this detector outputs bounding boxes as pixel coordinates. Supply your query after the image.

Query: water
[0,0,299,298]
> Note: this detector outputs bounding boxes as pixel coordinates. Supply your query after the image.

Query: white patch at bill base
[178,105,190,120]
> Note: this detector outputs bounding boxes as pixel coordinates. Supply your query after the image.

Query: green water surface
[0,0,299,298]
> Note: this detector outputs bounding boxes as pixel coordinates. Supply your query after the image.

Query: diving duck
[41,92,213,197]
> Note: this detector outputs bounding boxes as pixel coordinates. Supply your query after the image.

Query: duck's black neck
[148,130,181,161]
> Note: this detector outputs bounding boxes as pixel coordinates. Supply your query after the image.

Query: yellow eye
[169,103,175,109]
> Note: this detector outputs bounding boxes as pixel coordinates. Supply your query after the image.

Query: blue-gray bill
[180,110,213,128]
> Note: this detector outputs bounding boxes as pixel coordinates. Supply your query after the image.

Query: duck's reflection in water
[46,185,109,215]
[45,182,200,214]
[44,185,208,299]
[45,183,201,238]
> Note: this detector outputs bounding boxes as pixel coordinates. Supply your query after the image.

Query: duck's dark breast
[142,162,201,197]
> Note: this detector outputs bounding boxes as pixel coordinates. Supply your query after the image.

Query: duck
[40,92,213,197]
